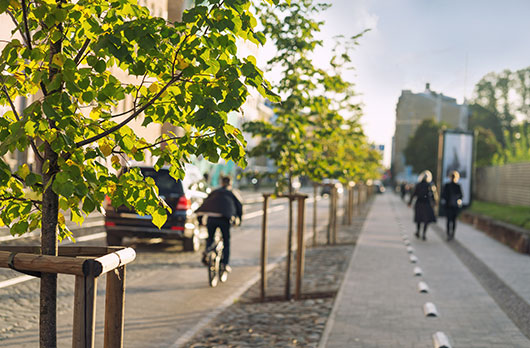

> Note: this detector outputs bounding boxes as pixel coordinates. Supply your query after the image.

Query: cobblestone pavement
[183,199,373,348]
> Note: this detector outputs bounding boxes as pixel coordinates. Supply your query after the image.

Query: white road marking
[74,232,106,242]
[0,275,36,289]
[242,205,285,220]
[0,231,107,289]
[0,231,40,242]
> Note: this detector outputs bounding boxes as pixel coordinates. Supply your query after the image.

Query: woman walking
[408,170,437,240]
[441,171,463,241]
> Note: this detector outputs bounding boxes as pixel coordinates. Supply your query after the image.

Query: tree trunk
[40,143,59,347]
[285,172,293,299]
[39,2,63,345]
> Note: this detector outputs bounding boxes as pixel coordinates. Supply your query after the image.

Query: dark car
[320,179,342,196]
[103,166,207,251]
[373,180,386,194]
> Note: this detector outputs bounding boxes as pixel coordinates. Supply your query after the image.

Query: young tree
[244,0,330,192]
[0,0,279,345]
[244,0,335,298]
[304,36,380,185]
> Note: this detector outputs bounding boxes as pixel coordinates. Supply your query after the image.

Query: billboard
[440,130,474,208]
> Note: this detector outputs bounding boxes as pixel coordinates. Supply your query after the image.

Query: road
[0,191,333,347]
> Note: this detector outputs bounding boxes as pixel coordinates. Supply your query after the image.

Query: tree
[468,103,505,147]
[474,126,501,167]
[244,0,331,193]
[303,36,381,185]
[0,0,279,345]
[244,1,375,188]
[403,118,444,182]
[472,66,530,144]
[243,0,382,298]
[471,66,530,164]
[492,122,530,165]
[243,1,330,281]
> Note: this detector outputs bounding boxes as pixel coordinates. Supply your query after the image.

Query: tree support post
[312,183,318,246]
[348,181,355,226]
[260,194,269,301]
[73,274,97,348]
[327,188,333,245]
[332,186,338,244]
[342,184,349,225]
[295,196,307,300]
[285,195,294,300]
[104,266,126,348]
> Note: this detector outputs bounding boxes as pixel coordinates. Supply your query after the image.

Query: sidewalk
[320,193,530,348]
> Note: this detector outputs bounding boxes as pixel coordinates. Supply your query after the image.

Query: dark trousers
[206,217,231,265]
[446,207,459,239]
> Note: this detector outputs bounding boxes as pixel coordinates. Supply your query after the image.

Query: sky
[262,0,530,167]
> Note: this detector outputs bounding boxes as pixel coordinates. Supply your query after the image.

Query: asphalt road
[0,192,333,347]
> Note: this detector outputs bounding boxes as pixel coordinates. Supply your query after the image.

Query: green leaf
[0,0,10,13]
[42,100,60,119]
[95,60,107,73]
[25,172,40,186]
[17,164,30,180]
[82,197,96,214]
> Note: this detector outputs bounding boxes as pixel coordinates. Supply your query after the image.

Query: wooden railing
[0,245,136,348]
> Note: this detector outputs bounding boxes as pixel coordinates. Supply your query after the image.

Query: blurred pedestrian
[441,171,463,241]
[400,182,407,201]
[408,170,437,240]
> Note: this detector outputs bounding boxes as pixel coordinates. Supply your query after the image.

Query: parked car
[103,165,208,251]
[373,180,386,194]
[320,179,343,196]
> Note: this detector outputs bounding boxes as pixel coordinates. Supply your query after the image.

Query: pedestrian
[441,170,463,241]
[196,176,242,273]
[400,182,407,201]
[408,170,437,240]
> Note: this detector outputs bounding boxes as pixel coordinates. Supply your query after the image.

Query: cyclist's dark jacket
[196,187,242,220]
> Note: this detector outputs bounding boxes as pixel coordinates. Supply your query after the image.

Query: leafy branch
[76,72,182,148]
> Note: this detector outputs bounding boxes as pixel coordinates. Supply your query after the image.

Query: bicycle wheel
[208,252,220,287]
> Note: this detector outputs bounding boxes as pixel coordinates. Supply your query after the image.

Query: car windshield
[139,168,184,196]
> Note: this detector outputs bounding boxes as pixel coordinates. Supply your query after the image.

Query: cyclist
[197,176,242,273]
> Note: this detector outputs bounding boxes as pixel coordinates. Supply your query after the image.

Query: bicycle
[204,233,229,287]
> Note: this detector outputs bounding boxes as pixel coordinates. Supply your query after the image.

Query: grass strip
[469,200,530,230]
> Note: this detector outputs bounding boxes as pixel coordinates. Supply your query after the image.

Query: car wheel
[183,234,200,252]
[106,233,122,246]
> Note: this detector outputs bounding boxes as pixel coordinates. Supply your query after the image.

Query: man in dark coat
[196,176,242,271]
[441,171,463,241]
[408,170,437,240]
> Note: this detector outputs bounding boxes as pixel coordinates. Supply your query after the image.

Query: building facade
[392,83,469,182]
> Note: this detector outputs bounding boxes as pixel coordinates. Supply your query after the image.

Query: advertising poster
[441,130,474,209]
